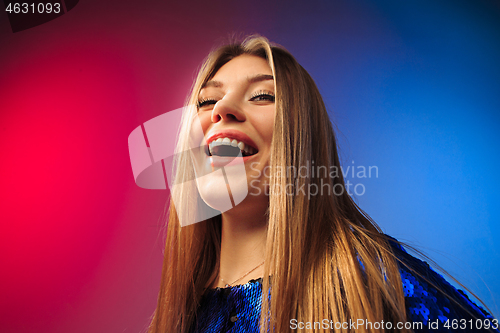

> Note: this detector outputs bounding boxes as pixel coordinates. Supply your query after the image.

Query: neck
[216,205,268,287]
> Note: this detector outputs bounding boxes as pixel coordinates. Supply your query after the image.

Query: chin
[196,172,249,212]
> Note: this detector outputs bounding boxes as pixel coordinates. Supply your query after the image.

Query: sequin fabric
[191,241,498,332]
[393,242,498,332]
[191,278,264,332]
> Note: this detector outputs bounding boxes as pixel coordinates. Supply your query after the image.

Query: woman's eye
[198,98,217,109]
[250,92,275,102]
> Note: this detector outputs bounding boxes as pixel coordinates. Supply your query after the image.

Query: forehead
[212,55,272,81]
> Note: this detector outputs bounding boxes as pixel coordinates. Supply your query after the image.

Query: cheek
[262,118,275,146]
[189,112,211,147]
[197,112,212,133]
[251,110,275,148]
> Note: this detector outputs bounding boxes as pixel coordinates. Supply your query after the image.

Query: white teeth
[210,138,222,149]
[207,137,256,156]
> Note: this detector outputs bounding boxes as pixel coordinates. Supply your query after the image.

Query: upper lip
[205,129,258,151]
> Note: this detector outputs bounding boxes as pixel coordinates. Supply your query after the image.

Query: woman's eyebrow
[247,74,274,84]
[201,80,223,89]
[201,74,274,90]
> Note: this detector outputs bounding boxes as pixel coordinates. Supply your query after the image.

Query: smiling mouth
[205,137,258,157]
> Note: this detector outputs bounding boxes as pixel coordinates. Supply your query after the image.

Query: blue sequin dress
[191,241,498,332]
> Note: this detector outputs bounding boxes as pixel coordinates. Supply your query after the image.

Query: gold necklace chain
[220,261,265,287]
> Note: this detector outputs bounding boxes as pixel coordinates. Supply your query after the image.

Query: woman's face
[191,54,275,213]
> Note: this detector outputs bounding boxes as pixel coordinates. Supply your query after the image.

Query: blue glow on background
[265,0,500,317]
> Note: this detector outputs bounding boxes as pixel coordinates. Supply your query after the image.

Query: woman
[147,36,497,332]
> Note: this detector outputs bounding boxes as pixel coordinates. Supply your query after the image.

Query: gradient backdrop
[0,0,499,332]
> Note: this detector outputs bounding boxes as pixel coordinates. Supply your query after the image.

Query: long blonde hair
[149,36,411,333]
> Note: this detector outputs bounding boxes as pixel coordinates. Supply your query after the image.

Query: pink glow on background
[0,36,142,331]
[0,1,237,331]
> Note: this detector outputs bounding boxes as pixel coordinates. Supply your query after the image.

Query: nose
[211,97,246,123]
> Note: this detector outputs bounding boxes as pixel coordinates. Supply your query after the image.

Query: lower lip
[209,154,256,168]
